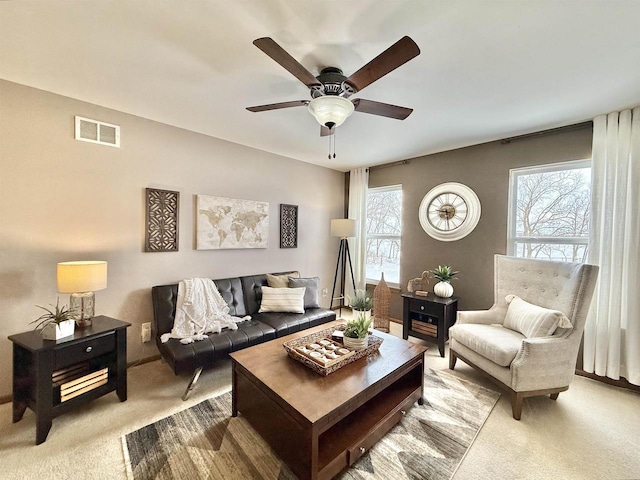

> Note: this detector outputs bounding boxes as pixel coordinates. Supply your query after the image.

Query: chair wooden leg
[511,392,524,420]
[182,367,203,401]
[449,350,457,370]
[550,392,559,400]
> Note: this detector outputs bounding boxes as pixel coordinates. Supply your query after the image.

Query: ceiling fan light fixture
[307,96,354,128]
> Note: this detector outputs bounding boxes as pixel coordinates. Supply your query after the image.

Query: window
[366,185,402,286]
[508,160,591,262]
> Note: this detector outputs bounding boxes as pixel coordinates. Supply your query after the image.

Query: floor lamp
[330,219,357,317]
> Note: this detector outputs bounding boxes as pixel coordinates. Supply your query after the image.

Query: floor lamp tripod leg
[331,240,344,316]
[344,239,357,292]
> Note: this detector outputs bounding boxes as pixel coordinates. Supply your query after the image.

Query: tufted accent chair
[449,254,598,420]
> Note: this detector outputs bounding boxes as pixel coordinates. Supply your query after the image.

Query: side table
[401,293,458,357]
[9,316,130,444]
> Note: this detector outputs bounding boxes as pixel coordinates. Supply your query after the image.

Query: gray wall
[369,127,593,319]
[0,80,344,398]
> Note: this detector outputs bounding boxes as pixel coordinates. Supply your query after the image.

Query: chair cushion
[503,294,572,338]
[288,277,321,309]
[266,271,300,288]
[259,286,305,313]
[450,324,524,367]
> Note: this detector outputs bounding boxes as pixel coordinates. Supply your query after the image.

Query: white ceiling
[1,1,639,172]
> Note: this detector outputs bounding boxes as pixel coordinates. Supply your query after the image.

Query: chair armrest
[457,308,503,325]
[510,336,579,391]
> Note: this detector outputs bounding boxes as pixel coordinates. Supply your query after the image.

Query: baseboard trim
[575,369,640,393]
[127,354,161,369]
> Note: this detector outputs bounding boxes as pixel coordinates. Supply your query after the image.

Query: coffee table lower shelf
[232,358,424,480]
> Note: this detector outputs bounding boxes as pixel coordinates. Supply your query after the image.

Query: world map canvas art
[196,195,269,249]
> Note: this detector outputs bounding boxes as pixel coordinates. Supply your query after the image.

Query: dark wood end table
[402,292,458,357]
[9,315,130,444]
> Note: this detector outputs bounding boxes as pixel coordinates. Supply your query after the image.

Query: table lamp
[57,261,107,328]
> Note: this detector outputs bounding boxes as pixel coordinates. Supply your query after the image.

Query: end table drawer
[408,299,440,315]
[55,333,115,369]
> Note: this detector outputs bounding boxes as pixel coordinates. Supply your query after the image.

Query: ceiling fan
[246,36,420,137]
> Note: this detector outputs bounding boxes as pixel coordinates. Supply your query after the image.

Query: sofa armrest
[457,307,503,325]
[510,336,579,391]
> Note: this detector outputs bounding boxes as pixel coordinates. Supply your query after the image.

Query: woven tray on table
[283,324,383,376]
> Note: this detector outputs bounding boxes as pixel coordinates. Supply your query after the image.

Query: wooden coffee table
[230,320,428,480]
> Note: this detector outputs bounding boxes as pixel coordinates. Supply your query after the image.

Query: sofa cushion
[254,308,337,337]
[503,294,572,338]
[288,277,320,309]
[157,320,276,375]
[266,271,300,288]
[259,286,305,313]
[450,323,524,367]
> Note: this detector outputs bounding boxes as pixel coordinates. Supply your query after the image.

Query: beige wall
[0,80,344,398]
[369,127,593,320]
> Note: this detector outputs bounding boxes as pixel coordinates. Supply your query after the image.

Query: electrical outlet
[141,322,152,343]
[322,288,328,298]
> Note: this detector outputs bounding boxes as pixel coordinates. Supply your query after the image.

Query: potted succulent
[430,265,459,298]
[349,289,374,319]
[31,298,77,340]
[343,313,373,350]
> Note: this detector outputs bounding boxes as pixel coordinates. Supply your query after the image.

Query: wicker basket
[373,273,391,332]
[283,324,383,376]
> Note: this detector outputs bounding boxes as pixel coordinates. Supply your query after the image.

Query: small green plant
[430,265,459,283]
[31,298,76,330]
[349,289,374,311]
[344,313,373,339]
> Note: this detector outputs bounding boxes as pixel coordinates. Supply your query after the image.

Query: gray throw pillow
[289,277,320,309]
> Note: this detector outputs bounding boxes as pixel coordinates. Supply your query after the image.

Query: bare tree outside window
[366,186,402,285]
[509,161,591,262]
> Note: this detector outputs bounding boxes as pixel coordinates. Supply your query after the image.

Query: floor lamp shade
[331,219,357,238]
[57,261,107,328]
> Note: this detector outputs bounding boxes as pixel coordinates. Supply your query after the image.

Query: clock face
[427,193,468,231]
[419,183,481,241]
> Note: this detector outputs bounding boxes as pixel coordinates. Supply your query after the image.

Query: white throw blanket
[160,278,250,344]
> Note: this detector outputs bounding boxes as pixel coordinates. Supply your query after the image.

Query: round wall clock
[418,182,481,241]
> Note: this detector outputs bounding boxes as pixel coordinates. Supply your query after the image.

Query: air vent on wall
[75,116,120,147]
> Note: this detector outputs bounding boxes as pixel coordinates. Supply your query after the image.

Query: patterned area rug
[122,368,499,480]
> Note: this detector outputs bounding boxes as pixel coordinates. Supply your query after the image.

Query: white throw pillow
[503,294,572,338]
[259,286,306,313]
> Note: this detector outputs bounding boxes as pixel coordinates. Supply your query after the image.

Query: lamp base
[70,292,95,328]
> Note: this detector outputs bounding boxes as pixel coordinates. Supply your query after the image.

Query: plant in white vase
[349,289,374,319]
[430,265,458,298]
[343,313,373,351]
[31,298,77,340]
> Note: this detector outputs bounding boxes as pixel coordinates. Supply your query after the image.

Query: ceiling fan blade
[246,100,309,112]
[320,125,335,137]
[253,37,321,88]
[352,98,413,120]
[345,36,420,93]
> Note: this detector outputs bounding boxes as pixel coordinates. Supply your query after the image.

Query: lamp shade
[308,96,355,128]
[331,219,357,238]
[57,261,108,293]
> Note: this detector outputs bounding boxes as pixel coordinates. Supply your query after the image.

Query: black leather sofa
[152,272,336,399]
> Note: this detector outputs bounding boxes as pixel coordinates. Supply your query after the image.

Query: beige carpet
[121,369,499,480]
[1,322,639,479]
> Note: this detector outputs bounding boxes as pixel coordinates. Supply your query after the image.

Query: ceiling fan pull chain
[333,129,336,158]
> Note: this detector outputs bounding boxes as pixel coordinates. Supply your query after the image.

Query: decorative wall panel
[145,188,179,252]
[280,204,298,248]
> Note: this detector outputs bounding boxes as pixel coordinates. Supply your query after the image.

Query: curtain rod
[368,159,410,171]
[500,121,592,144]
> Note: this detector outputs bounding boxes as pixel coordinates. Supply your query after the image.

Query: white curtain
[583,107,640,386]
[346,167,368,300]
